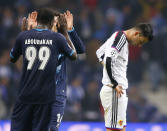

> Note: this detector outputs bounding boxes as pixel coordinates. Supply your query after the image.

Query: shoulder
[15,31,28,41]
[51,32,66,41]
[113,31,126,44]
[106,32,119,42]
[113,31,126,41]
[112,31,127,52]
[17,30,34,39]
[16,31,27,38]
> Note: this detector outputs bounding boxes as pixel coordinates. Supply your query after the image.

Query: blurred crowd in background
[0,0,167,123]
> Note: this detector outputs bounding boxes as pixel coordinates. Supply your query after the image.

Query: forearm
[63,32,77,53]
[68,28,85,54]
[106,57,118,88]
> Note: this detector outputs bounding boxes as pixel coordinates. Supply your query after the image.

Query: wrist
[63,32,69,37]
[68,27,74,32]
[112,83,118,89]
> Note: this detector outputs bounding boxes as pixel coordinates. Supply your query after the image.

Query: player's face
[132,32,149,47]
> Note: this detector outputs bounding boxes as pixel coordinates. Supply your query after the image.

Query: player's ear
[134,31,139,36]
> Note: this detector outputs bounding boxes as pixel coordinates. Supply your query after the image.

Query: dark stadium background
[0,0,167,130]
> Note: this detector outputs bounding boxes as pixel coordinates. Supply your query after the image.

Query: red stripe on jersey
[115,31,119,39]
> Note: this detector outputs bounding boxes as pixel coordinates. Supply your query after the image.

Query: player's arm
[57,14,77,60]
[10,33,22,63]
[56,33,77,60]
[106,31,126,96]
[63,33,77,60]
[106,48,119,88]
[96,43,106,64]
[68,28,85,54]
[65,10,85,54]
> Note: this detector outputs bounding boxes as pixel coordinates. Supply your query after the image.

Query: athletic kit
[10,29,74,131]
[96,31,128,130]
[49,28,85,131]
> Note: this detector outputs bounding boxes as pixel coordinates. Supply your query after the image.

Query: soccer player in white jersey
[96,23,153,131]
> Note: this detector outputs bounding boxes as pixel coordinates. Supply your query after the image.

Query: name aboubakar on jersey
[25,39,53,45]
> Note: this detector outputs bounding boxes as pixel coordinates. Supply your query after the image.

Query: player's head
[129,23,153,46]
[36,8,54,29]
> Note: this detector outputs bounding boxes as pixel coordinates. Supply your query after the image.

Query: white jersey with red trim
[96,31,129,89]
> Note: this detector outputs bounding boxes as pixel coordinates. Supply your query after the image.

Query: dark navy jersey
[10,29,74,104]
[55,28,85,96]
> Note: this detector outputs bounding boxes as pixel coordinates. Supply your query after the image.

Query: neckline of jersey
[34,28,49,31]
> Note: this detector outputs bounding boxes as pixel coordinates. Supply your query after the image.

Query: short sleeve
[56,33,74,57]
[10,33,22,61]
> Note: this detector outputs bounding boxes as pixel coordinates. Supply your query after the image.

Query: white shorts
[100,85,128,130]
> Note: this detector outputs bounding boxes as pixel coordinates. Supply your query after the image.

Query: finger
[116,91,120,97]
[32,12,37,19]
[66,10,70,16]
[34,12,37,20]
[30,13,33,19]
[28,13,30,20]
[117,92,121,97]
[31,12,35,19]
[22,17,26,22]
[33,11,38,18]
[64,14,67,18]
[69,11,72,16]
[22,17,27,25]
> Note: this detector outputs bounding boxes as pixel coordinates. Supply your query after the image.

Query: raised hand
[57,14,67,34]
[27,11,37,30]
[64,10,73,31]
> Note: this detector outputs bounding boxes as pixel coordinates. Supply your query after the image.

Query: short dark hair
[37,8,54,27]
[135,23,153,41]
[53,10,61,17]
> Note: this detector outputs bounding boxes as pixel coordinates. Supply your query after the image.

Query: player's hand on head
[115,85,124,97]
[64,10,73,31]
[27,11,37,30]
[57,14,67,34]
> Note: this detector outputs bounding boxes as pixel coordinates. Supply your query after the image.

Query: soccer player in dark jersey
[20,10,85,131]
[10,8,77,131]
[49,11,85,131]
